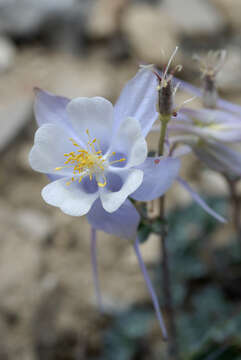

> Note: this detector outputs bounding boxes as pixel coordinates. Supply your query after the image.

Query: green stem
[158,113,179,359]
[158,115,169,156]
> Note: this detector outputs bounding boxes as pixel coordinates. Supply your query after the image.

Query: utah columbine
[29,69,180,239]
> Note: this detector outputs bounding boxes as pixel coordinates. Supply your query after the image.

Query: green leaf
[137,222,152,243]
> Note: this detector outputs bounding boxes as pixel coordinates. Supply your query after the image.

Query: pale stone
[0,36,16,72]
[167,180,194,211]
[200,169,229,196]
[163,0,226,37]
[0,0,90,36]
[210,224,234,247]
[87,0,129,38]
[126,233,160,265]
[16,209,54,242]
[123,4,178,64]
[0,98,32,152]
[211,0,241,30]
[216,46,241,93]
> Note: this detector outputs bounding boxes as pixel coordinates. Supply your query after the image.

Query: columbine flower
[169,107,241,143]
[168,80,241,179]
[29,68,180,240]
[193,140,241,179]
[29,69,180,337]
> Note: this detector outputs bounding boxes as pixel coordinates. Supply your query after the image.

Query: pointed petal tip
[162,333,168,342]
[219,215,228,224]
[177,177,227,223]
[134,237,168,338]
[33,86,44,95]
[34,87,53,100]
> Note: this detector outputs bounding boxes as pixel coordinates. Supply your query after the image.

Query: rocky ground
[0,1,241,359]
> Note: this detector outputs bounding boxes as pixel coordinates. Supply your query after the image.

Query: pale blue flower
[29,69,181,337]
[169,108,241,143]
[29,69,180,239]
[168,78,241,178]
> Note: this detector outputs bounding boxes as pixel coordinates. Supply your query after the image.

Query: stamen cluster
[55,130,125,187]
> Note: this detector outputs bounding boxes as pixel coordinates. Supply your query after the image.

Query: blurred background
[0,0,241,359]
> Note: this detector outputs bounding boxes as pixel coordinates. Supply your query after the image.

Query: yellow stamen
[97,175,107,187]
[55,130,126,186]
[110,158,126,165]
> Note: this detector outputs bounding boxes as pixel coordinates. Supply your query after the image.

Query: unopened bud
[194,50,226,109]
[158,79,174,117]
[157,46,180,118]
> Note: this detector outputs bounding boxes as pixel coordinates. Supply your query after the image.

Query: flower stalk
[158,145,179,359]
[156,57,180,359]
[158,115,169,157]
[29,68,181,340]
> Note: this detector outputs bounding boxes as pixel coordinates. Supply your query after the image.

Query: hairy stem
[158,115,168,156]
[158,116,179,359]
[159,196,179,359]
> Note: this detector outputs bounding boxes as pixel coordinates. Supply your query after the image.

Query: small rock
[216,46,241,93]
[167,180,193,211]
[0,233,41,312]
[0,0,45,36]
[209,224,234,247]
[127,233,160,264]
[163,0,226,37]
[0,98,32,153]
[16,209,54,243]
[211,0,241,31]
[17,143,32,171]
[87,0,129,39]
[0,36,16,72]
[200,169,228,196]
[123,4,178,64]
[0,0,91,52]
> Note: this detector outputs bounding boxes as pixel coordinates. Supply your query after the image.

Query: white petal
[67,97,114,150]
[42,177,99,216]
[29,123,77,176]
[110,117,147,168]
[100,169,143,213]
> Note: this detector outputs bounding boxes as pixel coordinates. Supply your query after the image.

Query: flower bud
[194,50,226,109]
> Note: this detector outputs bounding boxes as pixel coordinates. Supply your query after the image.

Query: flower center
[193,118,223,131]
[55,130,126,187]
